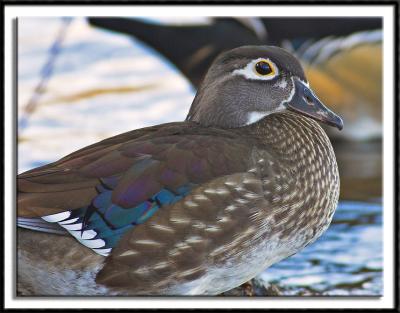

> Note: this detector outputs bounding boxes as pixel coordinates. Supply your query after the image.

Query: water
[17,17,383,296]
[261,200,382,296]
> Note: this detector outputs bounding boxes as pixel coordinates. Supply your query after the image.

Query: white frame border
[4,4,396,310]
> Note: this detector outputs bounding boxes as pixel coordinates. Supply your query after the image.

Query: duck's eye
[255,60,274,76]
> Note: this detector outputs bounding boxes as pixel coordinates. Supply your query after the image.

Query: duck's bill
[286,78,343,130]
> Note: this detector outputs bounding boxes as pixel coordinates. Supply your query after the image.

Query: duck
[17,45,343,296]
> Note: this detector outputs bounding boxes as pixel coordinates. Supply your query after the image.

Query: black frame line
[3,0,399,311]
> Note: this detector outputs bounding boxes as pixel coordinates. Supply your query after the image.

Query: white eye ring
[232,58,279,81]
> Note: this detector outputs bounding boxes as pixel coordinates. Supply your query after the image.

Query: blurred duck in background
[88,17,382,141]
[296,30,381,141]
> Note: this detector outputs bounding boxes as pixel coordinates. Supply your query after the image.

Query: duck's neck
[252,111,340,247]
[250,111,335,163]
[187,94,248,129]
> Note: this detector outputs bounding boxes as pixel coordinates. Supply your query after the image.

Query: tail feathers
[17,217,68,235]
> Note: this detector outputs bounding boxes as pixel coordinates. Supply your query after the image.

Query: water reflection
[261,201,382,296]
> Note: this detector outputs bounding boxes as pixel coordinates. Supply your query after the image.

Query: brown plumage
[17,46,341,295]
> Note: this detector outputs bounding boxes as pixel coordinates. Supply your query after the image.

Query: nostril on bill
[303,88,314,105]
[304,95,314,105]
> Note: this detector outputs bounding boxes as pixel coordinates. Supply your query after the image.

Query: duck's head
[186,45,343,130]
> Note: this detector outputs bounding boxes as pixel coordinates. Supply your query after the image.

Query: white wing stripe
[59,217,79,225]
[42,211,71,223]
[80,238,106,249]
[62,223,84,231]
[68,229,97,240]
[93,248,112,256]
[41,211,111,256]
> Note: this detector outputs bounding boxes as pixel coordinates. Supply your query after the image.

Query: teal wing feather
[18,122,255,256]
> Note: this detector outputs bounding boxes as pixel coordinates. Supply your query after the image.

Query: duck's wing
[18,122,258,257]
[17,123,166,236]
[18,122,175,218]
[96,163,273,292]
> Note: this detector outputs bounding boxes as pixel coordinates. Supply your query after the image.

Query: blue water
[260,200,382,295]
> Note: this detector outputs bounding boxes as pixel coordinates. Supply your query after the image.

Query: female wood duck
[17,45,343,296]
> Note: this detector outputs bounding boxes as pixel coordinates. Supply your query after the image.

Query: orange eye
[254,60,274,76]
